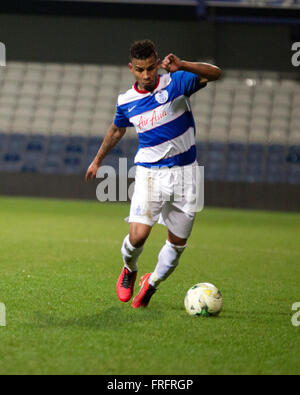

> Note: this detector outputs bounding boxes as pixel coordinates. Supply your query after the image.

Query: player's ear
[128,62,133,72]
[157,58,161,68]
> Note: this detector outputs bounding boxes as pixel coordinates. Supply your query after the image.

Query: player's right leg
[117,164,162,303]
[117,222,152,302]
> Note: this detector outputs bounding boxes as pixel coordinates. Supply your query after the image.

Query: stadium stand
[0,61,299,184]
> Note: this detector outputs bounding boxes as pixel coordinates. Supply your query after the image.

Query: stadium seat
[31,118,51,135]
[0,60,299,184]
[70,120,91,136]
[11,118,32,134]
[244,163,264,183]
[264,165,286,184]
[22,136,46,173]
[61,71,81,85]
[286,146,300,184]
[6,133,27,152]
[224,162,244,182]
[46,135,67,155]
[246,143,266,161]
[63,155,84,174]
[50,119,71,135]
[0,133,9,154]
[40,82,59,97]
[1,152,23,172]
[58,83,78,98]
[231,104,251,118]
[43,69,62,83]
[0,117,12,132]
[41,153,64,174]
[24,69,43,83]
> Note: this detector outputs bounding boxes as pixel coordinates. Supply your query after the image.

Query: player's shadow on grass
[32,307,164,330]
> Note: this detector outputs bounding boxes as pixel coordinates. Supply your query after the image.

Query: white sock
[121,234,143,272]
[149,240,186,288]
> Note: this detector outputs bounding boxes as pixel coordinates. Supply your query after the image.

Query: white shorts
[127,161,201,239]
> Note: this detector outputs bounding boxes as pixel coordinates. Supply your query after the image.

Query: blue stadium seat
[264,164,285,184]
[63,155,85,175]
[246,143,266,163]
[85,136,103,165]
[7,133,27,154]
[227,142,246,162]
[1,152,23,172]
[121,137,139,169]
[46,135,67,155]
[244,163,264,183]
[21,134,47,172]
[286,163,300,184]
[196,142,206,166]
[205,142,227,164]
[41,153,64,174]
[0,133,9,154]
[266,144,286,164]
[65,136,87,156]
[204,162,224,181]
[224,162,244,182]
[285,145,300,184]
[286,145,300,164]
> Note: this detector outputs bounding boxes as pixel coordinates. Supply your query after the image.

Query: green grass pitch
[0,196,299,375]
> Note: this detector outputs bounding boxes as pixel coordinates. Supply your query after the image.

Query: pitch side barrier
[0,171,299,212]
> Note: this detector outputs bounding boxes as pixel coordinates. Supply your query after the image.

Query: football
[184,282,223,317]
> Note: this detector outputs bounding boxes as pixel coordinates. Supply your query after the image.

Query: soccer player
[86,40,221,308]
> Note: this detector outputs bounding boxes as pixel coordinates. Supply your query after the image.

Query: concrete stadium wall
[0,172,299,212]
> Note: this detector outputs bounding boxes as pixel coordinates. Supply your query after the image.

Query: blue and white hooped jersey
[114,71,206,168]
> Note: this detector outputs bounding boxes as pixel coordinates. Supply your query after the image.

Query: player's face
[129,55,161,92]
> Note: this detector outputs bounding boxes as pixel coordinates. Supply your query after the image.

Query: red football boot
[116,267,137,302]
[132,273,157,308]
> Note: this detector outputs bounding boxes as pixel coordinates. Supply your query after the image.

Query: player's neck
[136,75,160,93]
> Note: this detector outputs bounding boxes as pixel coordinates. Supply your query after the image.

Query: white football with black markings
[184,282,223,317]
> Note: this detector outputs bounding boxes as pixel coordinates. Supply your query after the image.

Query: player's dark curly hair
[130,40,158,60]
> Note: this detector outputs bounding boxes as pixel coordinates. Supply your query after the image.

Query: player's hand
[85,161,100,182]
[161,53,183,73]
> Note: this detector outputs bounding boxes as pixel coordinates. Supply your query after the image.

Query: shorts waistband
[136,160,198,173]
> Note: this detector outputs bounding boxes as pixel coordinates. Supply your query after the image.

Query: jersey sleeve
[171,70,207,97]
[113,102,133,128]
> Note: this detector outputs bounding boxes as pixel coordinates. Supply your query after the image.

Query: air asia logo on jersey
[137,109,167,131]
[155,90,168,104]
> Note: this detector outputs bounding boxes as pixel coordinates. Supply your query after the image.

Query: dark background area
[0,1,299,72]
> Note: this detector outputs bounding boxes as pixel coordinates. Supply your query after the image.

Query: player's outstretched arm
[161,53,222,83]
[85,123,126,182]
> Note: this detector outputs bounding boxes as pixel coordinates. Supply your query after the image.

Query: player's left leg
[148,230,187,288]
[132,230,187,308]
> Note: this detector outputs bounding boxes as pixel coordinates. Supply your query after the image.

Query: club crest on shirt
[155,90,169,104]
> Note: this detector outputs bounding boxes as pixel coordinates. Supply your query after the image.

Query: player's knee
[168,231,187,247]
[129,230,149,248]
[129,223,152,248]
